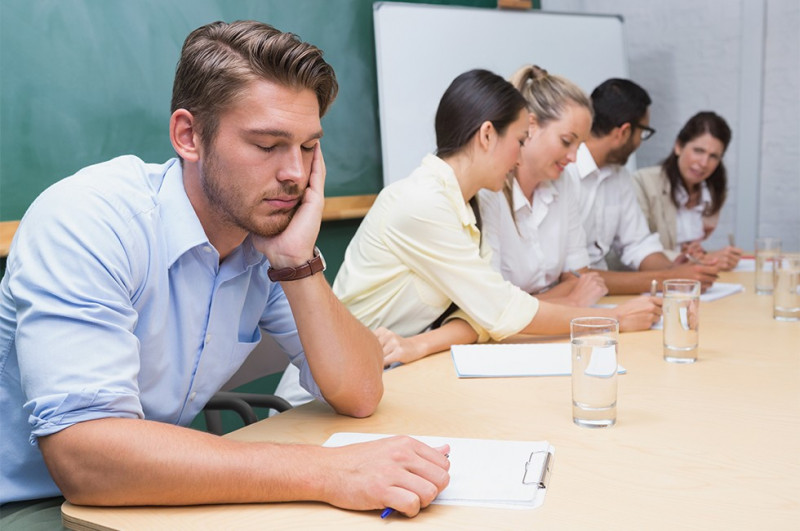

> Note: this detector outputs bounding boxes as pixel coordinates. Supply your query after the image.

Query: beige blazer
[632,166,719,261]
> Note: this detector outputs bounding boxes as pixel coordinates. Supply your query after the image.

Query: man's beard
[605,137,636,166]
[200,151,304,238]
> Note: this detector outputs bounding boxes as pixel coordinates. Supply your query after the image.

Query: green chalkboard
[0,0,497,221]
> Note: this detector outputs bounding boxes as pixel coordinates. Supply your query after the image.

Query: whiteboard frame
[374,2,629,185]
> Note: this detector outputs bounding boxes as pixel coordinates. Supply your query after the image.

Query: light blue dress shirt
[0,155,322,504]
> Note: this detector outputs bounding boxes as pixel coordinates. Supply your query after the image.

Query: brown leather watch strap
[267,247,326,282]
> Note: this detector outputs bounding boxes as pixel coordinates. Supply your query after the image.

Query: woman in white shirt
[479,65,607,307]
[632,112,741,270]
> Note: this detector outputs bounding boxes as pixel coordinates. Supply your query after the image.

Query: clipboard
[323,432,554,510]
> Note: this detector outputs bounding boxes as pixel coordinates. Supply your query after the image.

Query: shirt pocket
[229,328,263,370]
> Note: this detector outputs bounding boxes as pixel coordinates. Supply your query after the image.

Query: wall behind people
[0,0,500,279]
[542,0,800,252]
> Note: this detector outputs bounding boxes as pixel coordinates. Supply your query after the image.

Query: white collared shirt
[675,181,712,245]
[562,144,664,270]
[479,177,590,294]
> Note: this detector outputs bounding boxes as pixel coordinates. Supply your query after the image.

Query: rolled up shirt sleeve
[11,180,147,444]
[612,170,665,270]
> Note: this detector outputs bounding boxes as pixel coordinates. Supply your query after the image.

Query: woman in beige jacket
[632,111,741,270]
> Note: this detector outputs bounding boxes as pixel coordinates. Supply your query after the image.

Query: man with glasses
[561,79,719,294]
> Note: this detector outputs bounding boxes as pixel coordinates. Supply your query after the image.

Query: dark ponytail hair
[662,111,732,216]
[435,69,528,158]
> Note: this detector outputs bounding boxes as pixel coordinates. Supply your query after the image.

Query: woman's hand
[613,295,662,332]
[374,327,426,367]
[564,272,608,307]
[704,246,742,271]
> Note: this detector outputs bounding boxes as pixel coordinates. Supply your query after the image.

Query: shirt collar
[511,178,557,212]
[575,143,617,183]
[574,143,599,180]
[157,159,264,270]
[423,154,477,228]
[158,159,209,267]
[675,181,711,210]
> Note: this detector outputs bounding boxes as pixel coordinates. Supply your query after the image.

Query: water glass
[773,253,800,321]
[571,317,619,428]
[755,237,781,294]
[663,279,701,363]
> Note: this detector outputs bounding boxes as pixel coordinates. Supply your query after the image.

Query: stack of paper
[324,432,554,509]
[450,343,626,378]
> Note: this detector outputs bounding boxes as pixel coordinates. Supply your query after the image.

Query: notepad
[450,343,626,378]
[323,432,553,510]
[733,258,756,272]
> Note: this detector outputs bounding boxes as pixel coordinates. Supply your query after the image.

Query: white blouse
[479,176,590,294]
[675,181,711,246]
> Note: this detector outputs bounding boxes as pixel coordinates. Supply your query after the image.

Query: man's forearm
[40,418,329,506]
[280,273,383,417]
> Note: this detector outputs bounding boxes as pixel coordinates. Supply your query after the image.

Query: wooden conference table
[62,271,800,530]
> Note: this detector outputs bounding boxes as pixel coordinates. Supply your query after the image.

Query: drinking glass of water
[662,279,701,363]
[755,237,781,295]
[571,317,619,428]
[773,253,800,321]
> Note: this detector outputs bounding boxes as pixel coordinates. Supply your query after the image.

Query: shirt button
[205,333,212,344]
[189,392,197,401]
[203,245,213,253]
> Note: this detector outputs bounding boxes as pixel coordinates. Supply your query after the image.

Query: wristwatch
[267,246,326,282]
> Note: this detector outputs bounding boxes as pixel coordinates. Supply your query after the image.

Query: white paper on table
[644,282,744,302]
[323,432,554,509]
[450,343,625,378]
[733,258,755,272]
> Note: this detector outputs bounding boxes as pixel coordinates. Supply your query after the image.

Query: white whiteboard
[374,2,629,185]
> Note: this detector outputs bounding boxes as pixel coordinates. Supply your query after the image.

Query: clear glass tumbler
[571,317,619,428]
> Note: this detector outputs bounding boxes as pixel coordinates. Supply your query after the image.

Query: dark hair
[171,20,338,149]
[435,69,528,158]
[590,78,651,136]
[662,111,732,216]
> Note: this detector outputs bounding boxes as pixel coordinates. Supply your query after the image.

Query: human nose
[566,146,579,163]
[277,147,306,183]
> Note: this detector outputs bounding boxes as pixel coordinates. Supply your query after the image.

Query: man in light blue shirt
[0,20,450,522]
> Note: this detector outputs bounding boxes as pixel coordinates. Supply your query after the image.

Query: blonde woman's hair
[502,65,593,229]
[509,64,592,126]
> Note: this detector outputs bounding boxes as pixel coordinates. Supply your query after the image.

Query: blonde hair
[503,65,593,228]
[509,64,592,126]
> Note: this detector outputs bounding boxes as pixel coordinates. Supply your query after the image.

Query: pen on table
[650,279,658,297]
[683,252,702,264]
[381,451,450,519]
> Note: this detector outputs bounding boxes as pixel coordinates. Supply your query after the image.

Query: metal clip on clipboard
[522,450,553,489]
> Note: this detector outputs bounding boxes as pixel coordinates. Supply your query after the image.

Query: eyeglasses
[635,123,656,141]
